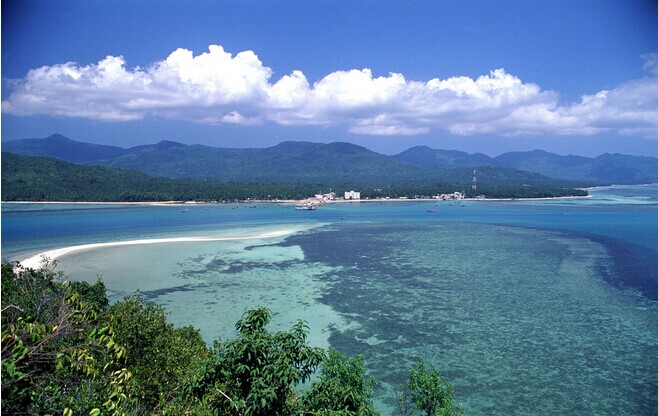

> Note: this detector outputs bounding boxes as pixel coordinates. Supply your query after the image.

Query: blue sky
[2,0,658,156]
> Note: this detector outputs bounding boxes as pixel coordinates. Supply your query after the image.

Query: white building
[437,192,465,200]
[314,192,336,202]
[344,190,361,200]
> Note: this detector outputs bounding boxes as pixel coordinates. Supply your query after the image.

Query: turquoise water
[2,185,657,415]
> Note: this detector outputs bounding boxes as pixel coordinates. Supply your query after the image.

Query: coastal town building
[314,192,336,202]
[437,192,465,200]
[344,190,361,200]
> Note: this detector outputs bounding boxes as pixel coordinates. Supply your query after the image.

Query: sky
[2,0,658,157]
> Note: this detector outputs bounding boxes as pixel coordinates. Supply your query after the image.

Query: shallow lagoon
[2,185,657,415]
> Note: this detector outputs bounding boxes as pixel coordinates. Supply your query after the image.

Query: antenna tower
[472,167,477,191]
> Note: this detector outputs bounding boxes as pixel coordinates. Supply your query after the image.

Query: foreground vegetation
[1,263,463,415]
[2,152,586,202]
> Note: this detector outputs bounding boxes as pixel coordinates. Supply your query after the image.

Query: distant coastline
[2,194,592,206]
[584,183,658,190]
[3,200,187,206]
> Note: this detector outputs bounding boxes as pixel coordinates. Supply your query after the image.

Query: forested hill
[2,152,187,201]
[1,152,324,201]
[2,152,586,201]
[2,134,130,163]
[5,134,657,184]
[6,135,431,181]
[103,141,443,182]
[2,135,583,187]
[393,146,658,184]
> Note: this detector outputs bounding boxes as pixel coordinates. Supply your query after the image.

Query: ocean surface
[2,185,657,415]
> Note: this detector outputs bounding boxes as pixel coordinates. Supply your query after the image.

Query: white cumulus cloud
[3,44,658,138]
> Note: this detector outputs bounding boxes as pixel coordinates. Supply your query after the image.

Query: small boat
[427,208,436,213]
[181,208,188,213]
[295,204,317,211]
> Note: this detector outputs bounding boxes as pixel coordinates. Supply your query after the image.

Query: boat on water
[295,204,317,211]
[427,208,436,213]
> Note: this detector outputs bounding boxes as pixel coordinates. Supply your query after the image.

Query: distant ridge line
[3,134,658,185]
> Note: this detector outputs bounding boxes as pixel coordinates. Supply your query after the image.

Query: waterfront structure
[438,192,465,200]
[345,190,361,200]
[314,192,336,202]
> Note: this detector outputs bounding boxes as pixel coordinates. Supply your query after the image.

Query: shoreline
[19,228,300,270]
[2,200,193,206]
[3,194,591,206]
[328,195,592,203]
[5,184,658,207]
[1,200,300,206]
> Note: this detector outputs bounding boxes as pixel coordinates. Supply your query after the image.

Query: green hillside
[55,138,585,186]
[2,152,586,201]
[99,140,445,182]
[2,134,130,163]
[1,153,320,201]
[394,146,658,184]
[5,134,658,184]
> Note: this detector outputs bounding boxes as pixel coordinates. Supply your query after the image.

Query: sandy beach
[3,200,190,206]
[3,193,591,207]
[20,228,299,270]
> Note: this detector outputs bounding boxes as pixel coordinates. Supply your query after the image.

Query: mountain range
[394,146,658,184]
[4,134,658,185]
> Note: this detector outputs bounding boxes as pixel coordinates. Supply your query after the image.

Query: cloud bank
[3,45,658,138]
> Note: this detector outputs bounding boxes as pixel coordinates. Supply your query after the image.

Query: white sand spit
[20,229,297,270]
